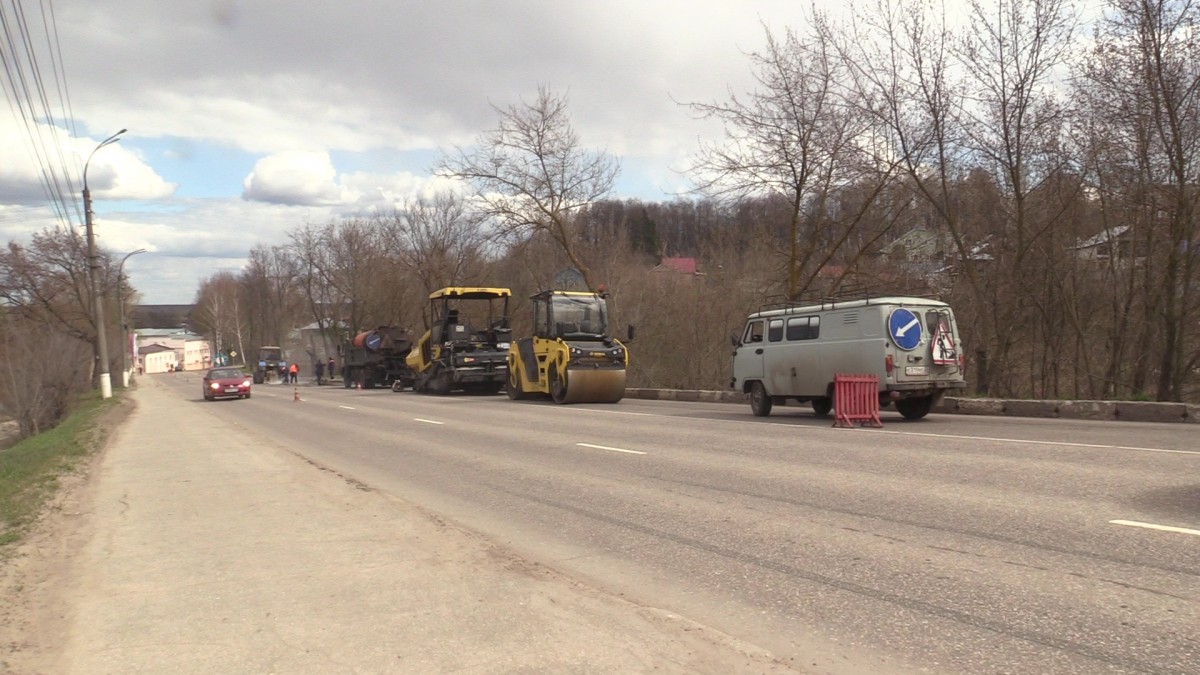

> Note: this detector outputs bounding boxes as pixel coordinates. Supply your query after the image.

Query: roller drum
[560,368,626,404]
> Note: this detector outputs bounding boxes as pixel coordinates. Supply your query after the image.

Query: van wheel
[896,396,933,420]
[811,396,832,416]
[749,382,773,417]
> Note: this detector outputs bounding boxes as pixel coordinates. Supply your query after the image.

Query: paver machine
[406,287,512,395]
[506,289,630,404]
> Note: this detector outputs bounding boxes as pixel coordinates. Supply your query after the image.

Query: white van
[730,296,967,420]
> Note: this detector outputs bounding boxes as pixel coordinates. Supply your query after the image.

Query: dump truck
[252,345,284,384]
[339,326,415,390]
[506,289,631,404]
[406,287,511,395]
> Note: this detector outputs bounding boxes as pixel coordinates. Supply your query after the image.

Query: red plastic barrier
[833,374,883,428]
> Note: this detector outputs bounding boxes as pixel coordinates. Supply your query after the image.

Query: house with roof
[1074,225,1135,263]
[651,257,703,276]
[135,329,211,372]
[138,343,179,374]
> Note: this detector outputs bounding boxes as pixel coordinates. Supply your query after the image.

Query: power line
[0,0,80,232]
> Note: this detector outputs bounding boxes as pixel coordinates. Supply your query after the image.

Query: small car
[202,367,252,401]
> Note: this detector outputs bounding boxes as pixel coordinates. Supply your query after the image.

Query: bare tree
[0,300,92,439]
[192,272,245,365]
[686,19,901,300]
[1078,0,1200,401]
[438,86,619,291]
[240,244,303,354]
[382,191,490,300]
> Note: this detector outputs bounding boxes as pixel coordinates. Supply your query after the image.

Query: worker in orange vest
[288,362,298,384]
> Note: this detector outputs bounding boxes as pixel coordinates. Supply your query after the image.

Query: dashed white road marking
[339,405,355,410]
[414,418,444,425]
[1110,520,1200,537]
[577,442,646,455]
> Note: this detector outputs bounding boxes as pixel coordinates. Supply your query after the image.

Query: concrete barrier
[1056,400,1118,421]
[1001,399,1061,418]
[1114,401,1189,423]
[624,388,1194,423]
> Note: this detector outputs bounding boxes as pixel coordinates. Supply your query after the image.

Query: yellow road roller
[507,290,631,404]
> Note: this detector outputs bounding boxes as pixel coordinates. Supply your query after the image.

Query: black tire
[430,369,453,395]
[811,396,832,416]
[507,367,528,400]
[896,396,933,420]
[550,367,569,404]
[244,393,251,399]
[343,371,352,389]
[749,382,773,417]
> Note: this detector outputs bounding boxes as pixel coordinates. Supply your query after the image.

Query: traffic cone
[293,386,302,402]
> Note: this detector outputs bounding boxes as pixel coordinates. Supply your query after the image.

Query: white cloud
[0,119,174,205]
[242,151,342,205]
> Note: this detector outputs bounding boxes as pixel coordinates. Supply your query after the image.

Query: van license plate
[905,366,928,376]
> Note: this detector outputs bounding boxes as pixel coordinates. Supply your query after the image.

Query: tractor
[252,345,284,384]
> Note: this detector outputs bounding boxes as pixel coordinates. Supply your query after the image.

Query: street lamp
[83,128,126,400]
[116,248,146,387]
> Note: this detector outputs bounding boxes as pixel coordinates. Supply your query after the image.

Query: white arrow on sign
[896,317,920,337]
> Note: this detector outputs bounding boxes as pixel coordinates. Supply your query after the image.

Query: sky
[2,0,880,304]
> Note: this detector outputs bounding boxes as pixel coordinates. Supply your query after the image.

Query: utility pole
[83,129,126,400]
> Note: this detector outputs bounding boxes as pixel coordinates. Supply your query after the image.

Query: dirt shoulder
[1,378,805,674]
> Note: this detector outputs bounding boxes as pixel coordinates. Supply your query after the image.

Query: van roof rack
[760,285,874,313]
[759,286,938,314]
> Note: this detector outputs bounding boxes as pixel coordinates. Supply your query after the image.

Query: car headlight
[209,382,220,390]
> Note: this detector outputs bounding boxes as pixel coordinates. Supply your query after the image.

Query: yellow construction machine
[506,290,631,404]
[406,287,512,394]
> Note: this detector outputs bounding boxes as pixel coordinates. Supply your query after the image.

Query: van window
[786,316,820,340]
[743,320,765,343]
[768,318,784,342]
[926,310,941,333]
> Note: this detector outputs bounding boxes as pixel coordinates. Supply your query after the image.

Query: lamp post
[83,128,126,399]
[116,248,146,387]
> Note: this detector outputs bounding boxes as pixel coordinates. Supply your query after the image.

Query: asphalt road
[167,375,1200,674]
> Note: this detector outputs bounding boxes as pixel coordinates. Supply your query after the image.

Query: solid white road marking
[577,442,646,455]
[1110,520,1200,537]
[339,405,355,410]
[414,418,444,425]
[575,407,1200,457]
[868,429,1200,456]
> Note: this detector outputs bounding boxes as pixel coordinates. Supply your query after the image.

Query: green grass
[0,394,121,550]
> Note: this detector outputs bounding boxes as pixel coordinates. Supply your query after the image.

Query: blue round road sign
[888,308,922,351]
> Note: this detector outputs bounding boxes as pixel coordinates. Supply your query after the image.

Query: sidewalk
[3,377,796,674]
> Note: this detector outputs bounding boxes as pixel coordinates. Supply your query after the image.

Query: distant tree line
[2,0,1197,445]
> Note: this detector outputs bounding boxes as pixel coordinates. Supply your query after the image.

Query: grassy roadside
[0,393,130,553]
